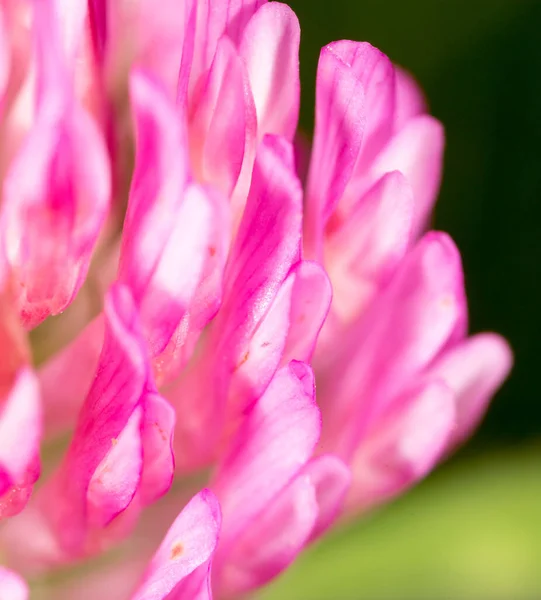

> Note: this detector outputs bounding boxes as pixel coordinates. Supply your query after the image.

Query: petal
[428,333,513,445]
[347,380,455,511]
[38,284,150,556]
[216,474,317,596]
[239,2,300,140]
[139,392,176,506]
[304,42,365,258]
[122,70,211,372]
[130,489,221,600]
[0,567,28,600]
[302,454,351,540]
[0,368,41,519]
[1,42,110,329]
[281,260,332,364]
[325,170,414,323]
[319,232,466,460]
[213,362,320,545]
[190,36,255,198]
[394,67,427,129]
[372,115,444,237]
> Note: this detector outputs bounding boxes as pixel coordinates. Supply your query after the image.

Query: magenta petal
[372,115,444,237]
[216,474,318,596]
[122,70,212,369]
[130,489,221,600]
[348,380,455,511]
[304,42,365,258]
[394,67,427,129]
[213,362,320,546]
[325,170,414,323]
[0,567,28,600]
[0,368,41,519]
[190,36,255,198]
[239,2,300,140]
[139,392,176,506]
[302,455,351,540]
[428,333,513,445]
[281,260,332,364]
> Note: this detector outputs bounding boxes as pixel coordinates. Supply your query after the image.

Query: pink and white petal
[37,284,149,555]
[329,41,396,171]
[139,392,176,506]
[0,567,28,600]
[40,316,104,437]
[190,36,253,198]
[429,333,513,445]
[215,474,317,596]
[319,232,466,460]
[281,261,332,364]
[0,368,41,519]
[325,170,413,323]
[129,489,221,600]
[347,380,455,512]
[239,2,300,140]
[372,115,444,237]
[304,43,365,258]
[302,454,351,540]
[213,362,320,544]
[1,98,110,329]
[87,406,144,529]
[394,67,427,129]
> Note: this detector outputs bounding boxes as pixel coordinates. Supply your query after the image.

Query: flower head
[0,0,511,597]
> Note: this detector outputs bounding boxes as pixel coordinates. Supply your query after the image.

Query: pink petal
[394,67,427,129]
[0,11,110,329]
[428,333,513,445]
[216,474,318,596]
[330,41,396,171]
[319,231,466,459]
[0,368,41,519]
[213,362,320,545]
[190,36,255,198]
[239,2,300,140]
[304,42,365,258]
[139,392,176,506]
[347,380,455,511]
[325,170,414,324]
[0,567,28,600]
[130,489,221,600]
[303,454,351,540]
[37,285,152,556]
[281,260,332,364]
[122,70,211,373]
[372,115,444,237]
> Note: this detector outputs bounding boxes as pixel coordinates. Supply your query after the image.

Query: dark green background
[263,1,541,598]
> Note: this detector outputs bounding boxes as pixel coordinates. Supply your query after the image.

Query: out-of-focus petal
[304,42,365,258]
[213,362,320,545]
[0,567,28,600]
[428,333,513,445]
[0,368,41,519]
[371,115,444,237]
[319,232,466,459]
[347,380,455,511]
[394,67,427,129]
[190,36,255,199]
[129,489,221,600]
[239,2,300,140]
[324,170,413,324]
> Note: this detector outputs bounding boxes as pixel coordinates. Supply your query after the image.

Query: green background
[263,0,541,598]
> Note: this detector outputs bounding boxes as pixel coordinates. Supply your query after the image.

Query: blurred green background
[264,0,541,598]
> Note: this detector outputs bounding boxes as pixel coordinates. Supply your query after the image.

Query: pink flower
[0,1,511,598]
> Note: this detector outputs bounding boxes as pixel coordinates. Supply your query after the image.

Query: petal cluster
[0,1,511,598]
